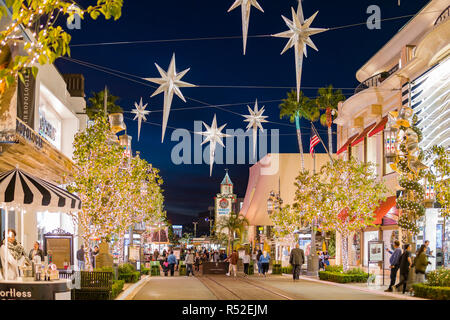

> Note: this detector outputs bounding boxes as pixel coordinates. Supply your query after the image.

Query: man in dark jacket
[76,245,85,271]
[290,244,305,281]
[385,240,402,292]
[395,244,412,294]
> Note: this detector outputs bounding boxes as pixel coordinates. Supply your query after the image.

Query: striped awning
[0,169,81,212]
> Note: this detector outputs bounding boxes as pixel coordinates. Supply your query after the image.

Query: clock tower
[214,169,237,234]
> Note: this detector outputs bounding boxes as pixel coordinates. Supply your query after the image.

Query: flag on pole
[310,127,320,156]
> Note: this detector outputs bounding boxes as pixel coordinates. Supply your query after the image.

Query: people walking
[194,252,201,272]
[77,245,85,271]
[226,250,239,277]
[385,240,402,292]
[289,244,305,281]
[242,251,251,277]
[167,251,177,277]
[395,244,412,294]
[256,250,263,276]
[259,251,270,277]
[318,252,325,271]
[414,245,429,284]
[323,251,330,268]
[185,250,195,277]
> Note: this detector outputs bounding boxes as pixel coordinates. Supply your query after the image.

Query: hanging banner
[17,68,36,129]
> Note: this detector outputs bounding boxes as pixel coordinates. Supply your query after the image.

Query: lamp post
[193,222,198,239]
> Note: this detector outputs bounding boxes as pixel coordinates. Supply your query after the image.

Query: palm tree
[216,212,249,254]
[280,90,320,169]
[315,85,346,155]
[86,89,123,120]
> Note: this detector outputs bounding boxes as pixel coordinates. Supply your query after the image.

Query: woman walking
[242,251,251,277]
[256,250,263,276]
[259,251,271,277]
[414,245,429,284]
[395,244,412,294]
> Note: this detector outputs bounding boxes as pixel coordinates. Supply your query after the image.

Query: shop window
[382,131,394,176]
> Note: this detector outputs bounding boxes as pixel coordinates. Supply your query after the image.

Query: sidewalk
[281,273,424,300]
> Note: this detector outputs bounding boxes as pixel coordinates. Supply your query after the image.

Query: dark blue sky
[55,0,430,222]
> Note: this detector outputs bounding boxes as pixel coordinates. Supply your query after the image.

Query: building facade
[334,0,449,269]
[214,170,237,236]
[0,8,88,267]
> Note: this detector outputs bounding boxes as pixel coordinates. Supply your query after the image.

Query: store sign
[16,118,43,149]
[368,241,384,263]
[39,112,57,142]
[17,68,37,129]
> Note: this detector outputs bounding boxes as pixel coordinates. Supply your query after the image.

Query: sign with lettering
[17,68,37,129]
[368,241,384,263]
[16,118,43,149]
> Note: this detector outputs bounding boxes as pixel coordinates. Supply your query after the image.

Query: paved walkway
[130,274,417,300]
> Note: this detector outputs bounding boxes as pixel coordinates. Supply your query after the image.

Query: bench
[71,271,113,300]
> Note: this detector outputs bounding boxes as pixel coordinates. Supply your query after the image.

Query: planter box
[319,271,369,283]
[412,283,450,300]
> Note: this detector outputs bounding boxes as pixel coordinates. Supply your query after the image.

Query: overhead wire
[69,10,443,47]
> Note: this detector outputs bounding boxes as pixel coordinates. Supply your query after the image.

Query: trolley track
[198,275,295,300]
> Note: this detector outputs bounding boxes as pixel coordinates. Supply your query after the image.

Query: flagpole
[311,122,334,163]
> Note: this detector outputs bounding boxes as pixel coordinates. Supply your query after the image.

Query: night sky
[55,0,430,223]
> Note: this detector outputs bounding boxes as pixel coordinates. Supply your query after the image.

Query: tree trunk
[83,239,92,271]
[295,114,305,170]
[328,126,333,155]
[342,234,349,272]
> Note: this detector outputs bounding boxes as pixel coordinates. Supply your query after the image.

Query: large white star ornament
[228,0,264,55]
[195,114,231,176]
[145,54,196,142]
[243,99,268,157]
[131,97,151,141]
[272,4,328,102]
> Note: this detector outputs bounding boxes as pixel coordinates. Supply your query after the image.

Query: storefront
[0,168,81,300]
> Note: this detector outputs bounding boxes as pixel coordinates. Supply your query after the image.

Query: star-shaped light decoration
[145,54,196,142]
[243,99,268,157]
[272,3,328,102]
[131,97,151,141]
[228,0,264,55]
[195,114,231,176]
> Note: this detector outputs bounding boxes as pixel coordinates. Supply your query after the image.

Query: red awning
[368,116,388,137]
[337,134,358,155]
[351,122,377,147]
[373,196,397,225]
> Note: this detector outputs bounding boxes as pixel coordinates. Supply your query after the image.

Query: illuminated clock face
[219,199,229,209]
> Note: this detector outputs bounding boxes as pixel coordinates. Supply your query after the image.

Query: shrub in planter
[141,268,150,275]
[281,266,293,274]
[111,280,125,299]
[118,263,135,275]
[325,265,343,273]
[412,283,450,300]
[119,271,141,283]
[425,268,450,287]
[319,271,369,283]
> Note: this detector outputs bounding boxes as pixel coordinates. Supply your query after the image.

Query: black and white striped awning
[0,168,81,212]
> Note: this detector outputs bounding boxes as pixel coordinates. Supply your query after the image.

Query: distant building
[214,169,237,234]
[172,225,183,238]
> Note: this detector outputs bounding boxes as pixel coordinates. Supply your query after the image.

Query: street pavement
[131,274,416,300]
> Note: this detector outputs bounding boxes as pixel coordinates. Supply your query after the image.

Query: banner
[17,68,36,129]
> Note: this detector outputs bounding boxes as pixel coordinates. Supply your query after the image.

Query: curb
[116,275,150,300]
[281,273,424,300]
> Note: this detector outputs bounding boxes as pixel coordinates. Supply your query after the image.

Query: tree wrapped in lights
[393,115,427,239]
[68,115,164,267]
[297,158,387,271]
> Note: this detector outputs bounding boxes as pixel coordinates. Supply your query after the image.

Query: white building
[334,0,449,269]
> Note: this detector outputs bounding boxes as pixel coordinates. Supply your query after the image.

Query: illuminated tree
[68,115,164,267]
[215,212,249,254]
[0,0,124,88]
[296,158,388,271]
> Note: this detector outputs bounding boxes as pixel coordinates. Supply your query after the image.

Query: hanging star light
[272,3,328,102]
[131,97,151,141]
[196,114,230,176]
[227,0,264,55]
[145,54,196,142]
[243,99,268,157]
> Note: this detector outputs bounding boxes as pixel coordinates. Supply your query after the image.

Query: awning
[0,168,81,212]
[373,196,397,225]
[337,134,358,155]
[368,116,388,137]
[351,122,377,147]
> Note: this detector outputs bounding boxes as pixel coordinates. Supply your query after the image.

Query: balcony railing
[435,5,450,26]
[354,64,399,95]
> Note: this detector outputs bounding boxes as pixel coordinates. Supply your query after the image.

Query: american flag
[310,127,320,155]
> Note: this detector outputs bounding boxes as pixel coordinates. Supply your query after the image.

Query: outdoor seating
[71,271,113,300]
